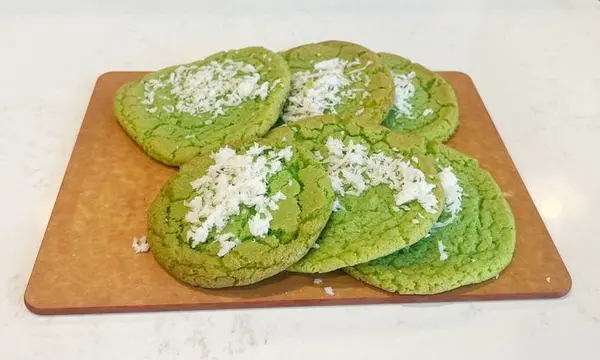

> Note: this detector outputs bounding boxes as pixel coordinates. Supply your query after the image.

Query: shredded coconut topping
[391,71,416,118]
[323,137,438,213]
[423,108,434,117]
[132,236,150,253]
[184,144,293,256]
[142,59,275,118]
[282,58,372,122]
[432,167,464,228]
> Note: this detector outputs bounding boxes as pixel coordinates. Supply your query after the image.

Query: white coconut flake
[313,151,324,161]
[323,286,335,296]
[412,219,419,224]
[215,233,241,257]
[312,243,320,249]
[146,107,157,114]
[411,156,419,164]
[184,134,195,139]
[332,198,344,212]
[433,167,464,228]
[391,71,416,118]
[184,144,293,250]
[423,108,434,116]
[438,240,448,261]
[132,236,150,253]
[282,58,371,122]
[270,78,282,90]
[313,278,323,285]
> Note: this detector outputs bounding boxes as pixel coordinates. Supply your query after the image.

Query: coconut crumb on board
[546,277,551,283]
[313,278,323,285]
[132,236,150,253]
[324,286,335,296]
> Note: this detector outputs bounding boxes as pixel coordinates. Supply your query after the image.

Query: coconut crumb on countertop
[324,286,335,296]
[313,278,323,285]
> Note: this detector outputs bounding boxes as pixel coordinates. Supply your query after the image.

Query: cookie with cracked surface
[265,115,444,273]
[279,40,394,125]
[114,46,291,166]
[345,144,516,294]
[147,138,333,288]
[380,52,459,142]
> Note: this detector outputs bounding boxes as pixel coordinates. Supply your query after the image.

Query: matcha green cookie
[265,115,444,273]
[147,138,334,288]
[114,47,291,166]
[380,52,459,142]
[345,144,516,294]
[279,41,394,125]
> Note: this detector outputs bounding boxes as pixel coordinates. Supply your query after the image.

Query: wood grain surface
[24,71,571,315]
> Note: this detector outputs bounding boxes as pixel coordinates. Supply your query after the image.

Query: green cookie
[345,144,516,294]
[380,52,459,142]
[114,46,291,166]
[265,115,444,273]
[147,138,334,288]
[279,40,394,125]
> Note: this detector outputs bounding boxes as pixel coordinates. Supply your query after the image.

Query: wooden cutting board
[24,71,571,315]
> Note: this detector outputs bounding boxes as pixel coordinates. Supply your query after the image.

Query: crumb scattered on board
[313,278,323,285]
[546,277,551,283]
[132,235,150,253]
[323,286,335,296]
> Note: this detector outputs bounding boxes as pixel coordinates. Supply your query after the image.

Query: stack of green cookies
[115,41,515,295]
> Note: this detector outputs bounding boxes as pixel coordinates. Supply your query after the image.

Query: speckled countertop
[1,1,599,359]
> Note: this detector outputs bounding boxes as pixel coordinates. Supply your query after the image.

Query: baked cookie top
[279,41,394,125]
[380,52,459,142]
[114,46,291,166]
[266,115,444,273]
[147,138,333,288]
[345,144,516,294]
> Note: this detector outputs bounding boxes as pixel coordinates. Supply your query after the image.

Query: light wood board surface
[24,71,571,315]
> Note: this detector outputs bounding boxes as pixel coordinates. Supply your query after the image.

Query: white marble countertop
[1,1,599,359]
